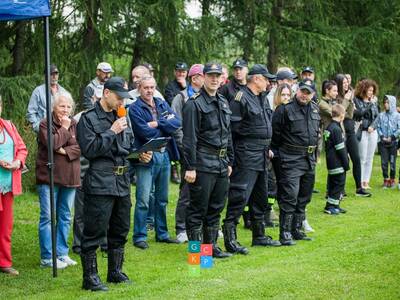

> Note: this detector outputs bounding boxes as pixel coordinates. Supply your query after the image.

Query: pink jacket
[0,119,28,210]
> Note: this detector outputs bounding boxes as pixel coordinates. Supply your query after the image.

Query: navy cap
[104,76,131,99]
[248,64,275,80]
[203,63,222,74]
[232,59,248,68]
[175,62,188,70]
[298,80,315,93]
[276,70,296,81]
[301,66,314,74]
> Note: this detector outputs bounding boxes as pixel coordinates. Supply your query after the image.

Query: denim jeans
[38,184,75,259]
[133,151,171,242]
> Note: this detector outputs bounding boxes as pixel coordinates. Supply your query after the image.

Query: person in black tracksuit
[271,80,320,246]
[182,63,233,259]
[323,104,349,215]
[223,64,281,255]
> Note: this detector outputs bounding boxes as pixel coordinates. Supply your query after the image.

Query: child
[375,95,400,188]
[323,104,349,215]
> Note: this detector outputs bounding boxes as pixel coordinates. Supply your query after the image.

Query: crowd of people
[0,59,399,292]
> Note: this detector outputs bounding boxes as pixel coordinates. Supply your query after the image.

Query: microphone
[117,106,127,142]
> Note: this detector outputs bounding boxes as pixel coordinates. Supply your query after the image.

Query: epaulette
[234,91,243,102]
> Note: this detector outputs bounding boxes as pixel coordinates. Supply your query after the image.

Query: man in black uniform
[223,64,281,255]
[219,59,248,103]
[271,80,320,246]
[77,77,151,291]
[182,62,233,259]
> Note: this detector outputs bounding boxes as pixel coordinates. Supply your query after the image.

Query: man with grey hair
[26,64,68,133]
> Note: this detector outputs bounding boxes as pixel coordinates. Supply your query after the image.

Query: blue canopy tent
[0,0,59,277]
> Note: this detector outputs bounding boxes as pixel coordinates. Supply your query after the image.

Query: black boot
[242,210,252,229]
[279,212,296,246]
[222,222,249,255]
[251,220,281,247]
[187,226,202,242]
[292,213,313,241]
[203,226,232,259]
[81,251,108,291]
[107,248,132,284]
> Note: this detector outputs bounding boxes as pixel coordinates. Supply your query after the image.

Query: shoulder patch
[234,91,243,102]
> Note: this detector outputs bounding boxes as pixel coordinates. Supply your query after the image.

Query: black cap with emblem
[248,64,275,80]
[232,59,248,69]
[203,63,223,74]
[175,62,188,70]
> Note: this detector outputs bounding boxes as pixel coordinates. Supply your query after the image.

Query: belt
[240,137,271,146]
[281,143,316,154]
[198,145,227,158]
[91,165,128,175]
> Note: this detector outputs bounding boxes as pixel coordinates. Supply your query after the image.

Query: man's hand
[367,126,374,133]
[147,121,158,128]
[139,151,153,163]
[110,117,127,134]
[60,116,71,130]
[176,77,187,89]
[185,170,196,183]
[228,166,232,177]
[268,149,274,159]
[1,159,21,171]
[56,147,67,155]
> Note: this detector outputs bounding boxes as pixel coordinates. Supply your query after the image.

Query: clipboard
[128,137,171,158]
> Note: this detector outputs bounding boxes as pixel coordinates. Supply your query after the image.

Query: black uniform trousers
[378,142,398,179]
[346,132,362,189]
[81,194,131,253]
[224,167,268,224]
[186,171,229,229]
[327,173,346,204]
[175,164,191,234]
[278,165,315,214]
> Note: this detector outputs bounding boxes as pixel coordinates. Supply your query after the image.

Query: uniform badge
[234,91,243,102]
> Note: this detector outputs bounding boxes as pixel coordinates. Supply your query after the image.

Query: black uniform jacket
[230,86,273,171]
[271,98,320,169]
[182,88,234,174]
[77,101,133,197]
[219,78,246,103]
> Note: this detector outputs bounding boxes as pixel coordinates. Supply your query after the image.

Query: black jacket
[77,101,133,196]
[219,79,247,103]
[353,97,379,130]
[230,86,273,171]
[182,88,234,174]
[324,120,349,174]
[164,79,187,105]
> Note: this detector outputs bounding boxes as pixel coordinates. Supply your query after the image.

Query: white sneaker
[176,231,188,243]
[58,255,77,266]
[302,219,315,233]
[40,258,68,269]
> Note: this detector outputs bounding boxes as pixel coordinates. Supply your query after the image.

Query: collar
[95,100,115,119]
[201,88,218,104]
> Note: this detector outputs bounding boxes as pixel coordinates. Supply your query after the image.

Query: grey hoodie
[376,95,400,140]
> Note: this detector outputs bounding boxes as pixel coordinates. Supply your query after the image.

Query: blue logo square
[188,241,201,253]
[200,256,213,268]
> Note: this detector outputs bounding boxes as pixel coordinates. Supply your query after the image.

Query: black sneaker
[336,207,347,214]
[355,188,371,197]
[324,206,340,215]
[133,241,149,250]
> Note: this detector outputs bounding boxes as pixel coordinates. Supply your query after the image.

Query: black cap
[301,66,314,74]
[248,64,275,80]
[203,63,222,74]
[232,59,248,69]
[276,70,296,81]
[104,76,131,98]
[175,62,188,70]
[298,80,315,93]
[50,64,59,74]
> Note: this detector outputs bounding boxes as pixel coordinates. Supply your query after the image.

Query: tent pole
[43,16,57,278]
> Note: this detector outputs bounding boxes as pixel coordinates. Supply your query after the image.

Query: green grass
[1,155,400,299]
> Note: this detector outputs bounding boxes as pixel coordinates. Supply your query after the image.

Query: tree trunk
[267,0,283,73]
[11,21,26,76]
[129,24,145,83]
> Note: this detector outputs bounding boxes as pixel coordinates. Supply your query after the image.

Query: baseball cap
[188,64,204,77]
[232,59,248,69]
[104,77,130,99]
[203,63,222,74]
[276,70,296,81]
[175,62,188,70]
[97,62,114,73]
[50,64,59,74]
[298,80,315,93]
[248,64,275,79]
[301,66,314,74]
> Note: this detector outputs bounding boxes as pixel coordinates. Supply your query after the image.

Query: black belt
[198,145,227,158]
[240,137,271,146]
[91,165,128,176]
[281,144,316,154]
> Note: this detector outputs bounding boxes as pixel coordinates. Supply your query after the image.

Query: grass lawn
[1,155,399,299]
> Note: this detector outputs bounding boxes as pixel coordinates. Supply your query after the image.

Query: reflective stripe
[335,142,345,150]
[328,167,344,175]
[327,197,340,205]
